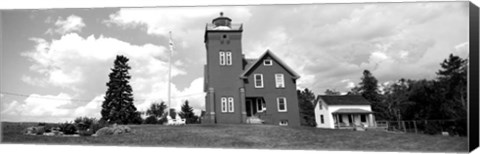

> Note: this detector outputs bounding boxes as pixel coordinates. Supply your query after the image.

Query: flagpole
[168,31,173,119]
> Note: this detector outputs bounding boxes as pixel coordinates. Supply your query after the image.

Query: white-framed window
[320,115,324,124]
[275,74,285,88]
[254,74,263,88]
[279,120,288,126]
[226,52,232,65]
[263,59,272,66]
[221,97,227,112]
[228,97,234,112]
[277,97,287,112]
[219,52,225,66]
[256,98,265,112]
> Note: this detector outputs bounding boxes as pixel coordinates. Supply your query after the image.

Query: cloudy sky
[0,2,470,122]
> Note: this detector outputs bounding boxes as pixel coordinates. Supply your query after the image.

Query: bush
[59,122,77,135]
[78,129,94,136]
[90,119,109,133]
[34,126,45,135]
[145,115,158,124]
[74,117,95,131]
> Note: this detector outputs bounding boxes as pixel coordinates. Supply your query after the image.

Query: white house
[314,95,376,129]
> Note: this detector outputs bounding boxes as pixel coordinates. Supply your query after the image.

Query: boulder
[94,125,132,136]
[23,126,45,135]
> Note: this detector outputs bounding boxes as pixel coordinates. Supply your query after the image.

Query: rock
[23,126,45,135]
[24,127,35,135]
[94,125,132,136]
[95,127,113,136]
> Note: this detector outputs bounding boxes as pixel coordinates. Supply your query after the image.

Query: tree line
[298,54,468,136]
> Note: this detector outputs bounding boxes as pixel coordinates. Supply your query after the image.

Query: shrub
[90,119,109,134]
[74,117,95,131]
[78,129,94,136]
[145,115,158,124]
[34,126,45,135]
[59,122,77,135]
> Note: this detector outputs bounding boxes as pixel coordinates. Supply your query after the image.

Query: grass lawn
[1,122,468,152]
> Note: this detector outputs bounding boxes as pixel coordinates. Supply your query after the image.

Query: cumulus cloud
[1,93,76,122]
[241,2,468,94]
[18,31,206,122]
[105,7,251,37]
[21,33,181,92]
[46,15,86,35]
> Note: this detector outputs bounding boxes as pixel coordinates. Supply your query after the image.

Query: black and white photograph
[1,0,478,153]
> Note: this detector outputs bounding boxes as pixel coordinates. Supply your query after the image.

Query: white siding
[314,100,331,128]
[314,98,373,129]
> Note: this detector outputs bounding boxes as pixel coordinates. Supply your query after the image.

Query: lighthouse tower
[203,12,245,124]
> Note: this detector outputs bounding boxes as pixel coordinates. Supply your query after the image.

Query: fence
[375,119,466,136]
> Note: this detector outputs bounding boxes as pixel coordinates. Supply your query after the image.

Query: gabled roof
[316,95,371,106]
[240,50,300,79]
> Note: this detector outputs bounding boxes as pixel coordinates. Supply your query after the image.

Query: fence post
[413,121,418,134]
[402,121,406,132]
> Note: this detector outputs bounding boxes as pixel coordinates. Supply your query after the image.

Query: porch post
[335,114,339,128]
[368,113,377,127]
[239,88,246,123]
[250,99,254,117]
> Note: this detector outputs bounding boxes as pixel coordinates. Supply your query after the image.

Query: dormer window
[263,59,272,66]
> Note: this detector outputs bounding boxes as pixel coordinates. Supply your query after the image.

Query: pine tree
[354,70,387,120]
[297,88,316,127]
[436,54,468,113]
[101,55,140,124]
[179,100,197,124]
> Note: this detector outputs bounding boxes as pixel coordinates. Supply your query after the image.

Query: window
[279,120,288,126]
[320,115,324,124]
[361,115,366,122]
[226,52,232,65]
[254,74,263,88]
[221,97,227,112]
[228,97,234,112]
[277,97,287,112]
[256,99,265,112]
[219,51,232,66]
[319,102,322,110]
[221,97,234,113]
[219,52,225,65]
[275,74,285,88]
[263,59,272,66]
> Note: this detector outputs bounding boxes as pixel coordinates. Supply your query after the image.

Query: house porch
[332,109,375,129]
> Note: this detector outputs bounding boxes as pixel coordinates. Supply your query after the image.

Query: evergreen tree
[436,54,468,116]
[179,100,198,124]
[297,88,316,127]
[353,70,387,120]
[101,55,141,124]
